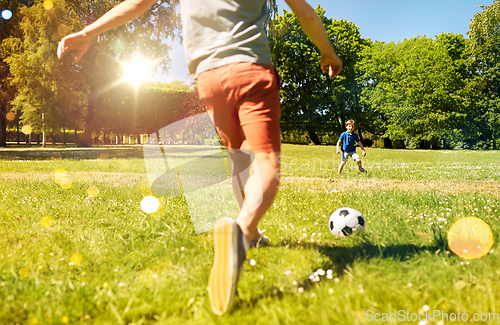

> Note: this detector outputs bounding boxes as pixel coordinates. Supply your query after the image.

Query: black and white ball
[329,207,365,237]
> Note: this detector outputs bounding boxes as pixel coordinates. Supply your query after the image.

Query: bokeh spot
[70,253,83,265]
[40,216,53,228]
[54,168,72,189]
[87,186,100,197]
[19,267,29,279]
[21,125,32,135]
[57,24,69,36]
[141,196,160,214]
[43,1,53,10]
[5,111,15,121]
[1,10,12,20]
[448,216,493,259]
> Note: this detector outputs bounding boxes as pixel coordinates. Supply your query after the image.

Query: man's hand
[362,149,366,157]
[320,51,342,79]
[336,149,340,154]
[57,31,92,62]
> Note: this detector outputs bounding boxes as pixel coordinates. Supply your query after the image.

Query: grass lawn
[0,144,499,324]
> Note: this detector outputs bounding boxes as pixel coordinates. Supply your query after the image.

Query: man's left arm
[57,0,159,62]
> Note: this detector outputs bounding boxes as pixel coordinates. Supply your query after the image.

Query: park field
[0,144,499,324]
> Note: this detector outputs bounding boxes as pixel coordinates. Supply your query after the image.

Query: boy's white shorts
[341,151,360,162]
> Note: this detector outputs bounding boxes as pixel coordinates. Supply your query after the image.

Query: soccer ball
[328,207,365,237]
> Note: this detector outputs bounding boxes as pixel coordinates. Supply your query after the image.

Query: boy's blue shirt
[339,131,360,152]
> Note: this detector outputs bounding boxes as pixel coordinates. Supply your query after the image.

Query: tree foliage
[0,0,35,146]
[2,0,499,150]
[467,0,500,149]
[358,36,468,148]
[269,6,370,145]
[3,0,181,146]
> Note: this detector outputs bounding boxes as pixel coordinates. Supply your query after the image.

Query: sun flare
[123,58,153,87]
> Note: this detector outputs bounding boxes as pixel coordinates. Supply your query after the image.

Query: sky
[157,0,490,83]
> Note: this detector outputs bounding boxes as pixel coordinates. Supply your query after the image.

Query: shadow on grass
[0,145,225,160]
[233,237,449,311]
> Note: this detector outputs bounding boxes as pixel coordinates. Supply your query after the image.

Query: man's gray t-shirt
[180,0,273,78]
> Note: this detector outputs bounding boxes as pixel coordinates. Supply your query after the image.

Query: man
[58,0,342,315]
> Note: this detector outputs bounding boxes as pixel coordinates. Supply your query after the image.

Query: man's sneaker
[359,168,367,173]
[209,218,247,315]
[249,235,270,248]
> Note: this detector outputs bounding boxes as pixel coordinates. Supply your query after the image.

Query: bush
[205,139,221,146]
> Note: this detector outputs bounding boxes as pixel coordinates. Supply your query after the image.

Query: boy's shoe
[249,235,269,248]
[209,218,247,316]
[359,168,367,173]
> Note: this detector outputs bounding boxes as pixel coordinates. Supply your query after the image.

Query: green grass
[0,144,499,324]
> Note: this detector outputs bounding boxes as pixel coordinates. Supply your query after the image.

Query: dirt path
[281,177,500,194]
[1,172,499,194]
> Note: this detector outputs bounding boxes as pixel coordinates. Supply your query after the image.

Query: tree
[0,0,35,147]
[269,6,369,144]
[358,36,468,148]
[4,0,181,147]
[3,0,77,146]
[467,0,500,149]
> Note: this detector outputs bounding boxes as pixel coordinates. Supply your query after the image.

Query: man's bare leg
[231,151,280,246]
[228,150,252,210]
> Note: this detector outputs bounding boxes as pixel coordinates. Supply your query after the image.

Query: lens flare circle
[141,195,160,214]
[19,267,29,279]
[87,186,100,197]
[70,253,83,265]
[448,217,493,259]
[40,216,53,228]
[54,168,72,189]
[1,10,12,20]
[43,1,53,10]
[21,125,32,135]
[5,112,15,121]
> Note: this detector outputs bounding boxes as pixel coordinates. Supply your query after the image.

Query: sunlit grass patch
[0,146,499,323]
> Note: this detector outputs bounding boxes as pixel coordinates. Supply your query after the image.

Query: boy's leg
[352,152,366,172]
[338,158,347,174]
[356,159,363,170]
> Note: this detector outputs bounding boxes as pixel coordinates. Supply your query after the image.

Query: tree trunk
[17,120,20,144]
[307,129,321,145]
[358,128,364,143]
[80,94,97,147]
[42,113,46,147]
[0,106,6,147]
[419,140,430,149]
[383,137,392,149]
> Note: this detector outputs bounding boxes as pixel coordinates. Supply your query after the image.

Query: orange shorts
[197,62,281,153]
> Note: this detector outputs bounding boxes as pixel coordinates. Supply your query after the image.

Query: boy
[57,0,342,315]
[336,120,366,174]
